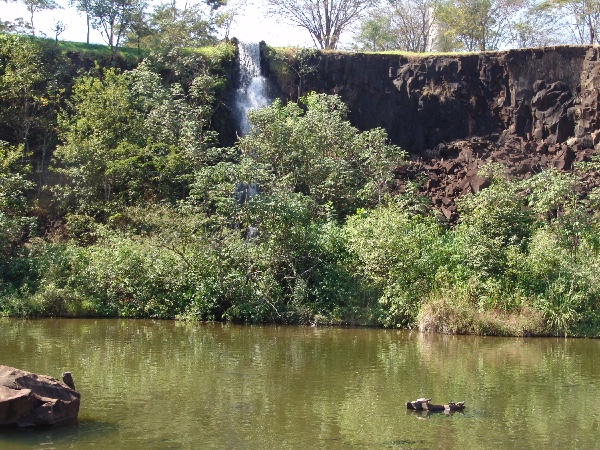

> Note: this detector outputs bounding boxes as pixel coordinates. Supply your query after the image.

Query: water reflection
[0,319,599,449]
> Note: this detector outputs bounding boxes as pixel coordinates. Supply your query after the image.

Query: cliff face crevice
[263,45,600,220]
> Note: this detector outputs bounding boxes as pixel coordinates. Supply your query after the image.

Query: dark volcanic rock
[264,45,600,220]
[0,365,80,427]
[268,46,599,155]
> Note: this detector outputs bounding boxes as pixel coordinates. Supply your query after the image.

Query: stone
[441,205,455,221]
[406,398,466,412]
[0,365,80,427]
[470,175,490,193]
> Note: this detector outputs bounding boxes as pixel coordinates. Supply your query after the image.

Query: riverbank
[2,37,600,337]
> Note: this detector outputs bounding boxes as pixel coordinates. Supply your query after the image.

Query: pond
[1,319,599,449]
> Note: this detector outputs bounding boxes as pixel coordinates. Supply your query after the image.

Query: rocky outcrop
[263,45,600,218]
[0,365,80,427]
[267,46,600,154]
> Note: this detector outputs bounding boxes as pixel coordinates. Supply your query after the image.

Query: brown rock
[442,160,458,174]
[0,365,80,427]
[444,184,457,196]
[553,147,576,170]
[425,178,440,190]
[470,176,490,192]
[458,178,472,193]
[458,148,474,163]
[441,206,455,221]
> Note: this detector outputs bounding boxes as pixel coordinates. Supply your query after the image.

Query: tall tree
[355,9,395,50]
[215,0,247,41]
[435,0,526,51]
[266,0,378,50]
[510,0,562,47]
[539,0,600,44]
[355,0,435,52]
[124,0,225,50]
[70,0,93,44]
[90,0,146,52]
[21,0,59,36]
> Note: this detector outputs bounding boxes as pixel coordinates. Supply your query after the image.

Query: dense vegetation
[2,34,600,337]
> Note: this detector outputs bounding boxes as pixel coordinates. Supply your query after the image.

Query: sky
[0,0,351,48]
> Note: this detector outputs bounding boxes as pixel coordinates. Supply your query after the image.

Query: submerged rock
[0,365,80,427]
[406,397,466,412]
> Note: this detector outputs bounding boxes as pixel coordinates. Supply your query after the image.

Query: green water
[1,319,599,449]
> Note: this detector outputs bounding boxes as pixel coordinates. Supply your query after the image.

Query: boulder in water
[0,365,80,427]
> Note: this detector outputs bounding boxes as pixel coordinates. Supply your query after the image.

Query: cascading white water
[234,42,272,135]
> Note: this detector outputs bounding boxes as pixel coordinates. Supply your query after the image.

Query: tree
[355,9,395,51]
[70,0,94,44]
[344,200,443,326]
[214,0,247,41]
[539,0,600,44]
[454,163,532,278]
[355,0,436,52]
[0,142,35,286]
[510,2,563,47]
[21,0,59,36]
[435,0,526,51]
[0,35,49,148]
[125,5,152,52]
[239,93,401,217]
[266,0,378,50]
[54,69,145,212]
[54,63,223,213]
[125,0,224,50]
[0,18,32,35]
[52,20,67,42]
[90,0,147,52]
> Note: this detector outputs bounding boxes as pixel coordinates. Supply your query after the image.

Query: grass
[418,293,550,337]
[263,42,598,61]
[1,33,236,65]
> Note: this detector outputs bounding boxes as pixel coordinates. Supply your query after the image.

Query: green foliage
[452,163,531,281]
[54,59,225,215]
[239,92,404,218]
[2,43,600,339]
[0,142,36,289]
[344,200,444,326]
[266,0,377,50]
[354,0,436,53]
[0,33,65,161]
[356,10,396,51]
[54,68,144,213]
[435,0,526,51]
[537,0,600,45]
[89,0,146,52]
[130,1,219,51]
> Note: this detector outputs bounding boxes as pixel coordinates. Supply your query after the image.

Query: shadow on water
[0,420,120,448]
[406,409,466,420]
[382,438,426,448]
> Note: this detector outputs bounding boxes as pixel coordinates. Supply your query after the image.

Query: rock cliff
[263,45,600,219]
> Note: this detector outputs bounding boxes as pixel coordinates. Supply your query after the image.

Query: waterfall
[234,42,272,135]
